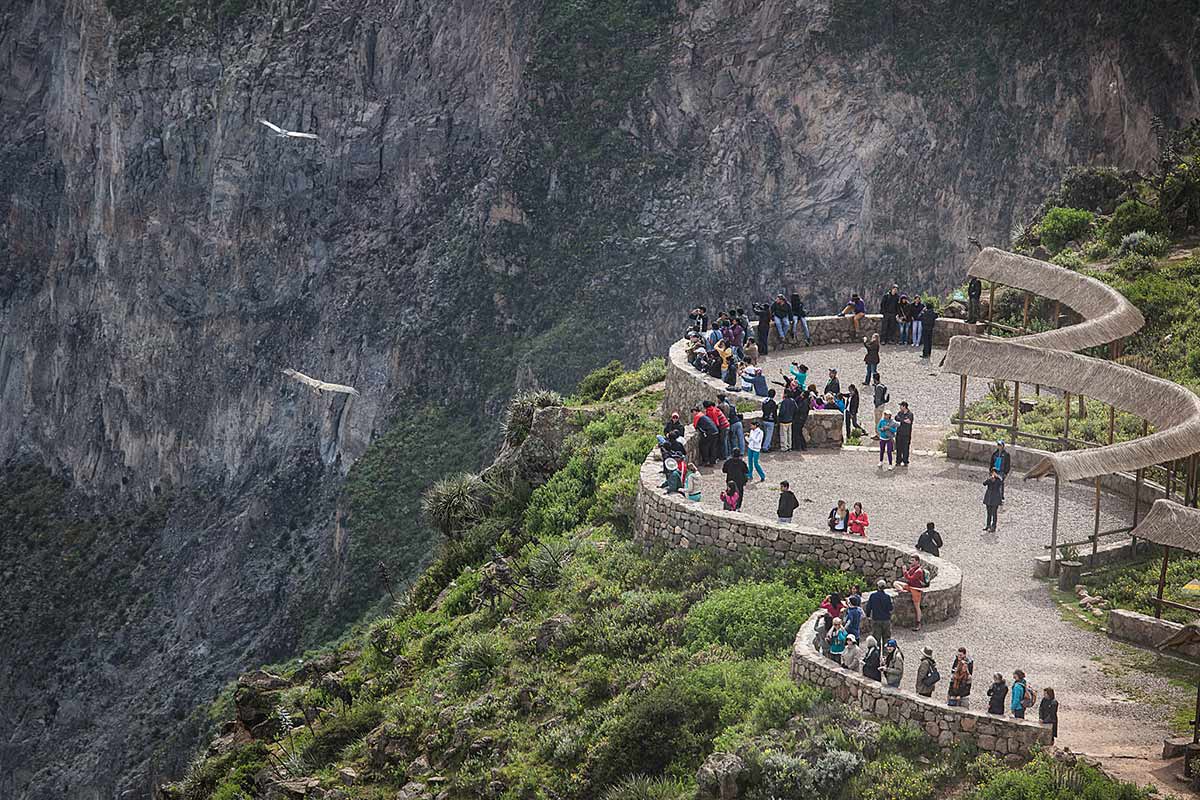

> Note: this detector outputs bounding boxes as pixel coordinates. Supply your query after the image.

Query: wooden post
[1011,381,1021,444]
[1022,291,1031,333]
[1063,391,1072,447]
[957,374,967,437]
[1050,474,1061,576]
[1156,546,1172,619]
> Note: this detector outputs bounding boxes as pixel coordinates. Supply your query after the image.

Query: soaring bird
[258,119,320,140]
[282,368,360,396]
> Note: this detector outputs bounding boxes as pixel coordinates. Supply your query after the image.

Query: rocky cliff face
[1,0,1196,797]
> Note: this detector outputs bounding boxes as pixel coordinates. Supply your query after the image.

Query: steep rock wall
[0,0,1197,797]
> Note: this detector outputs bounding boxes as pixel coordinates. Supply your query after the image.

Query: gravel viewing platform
[677,341,1187,765]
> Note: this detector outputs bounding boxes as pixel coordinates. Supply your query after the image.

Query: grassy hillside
[166,365,1151,800]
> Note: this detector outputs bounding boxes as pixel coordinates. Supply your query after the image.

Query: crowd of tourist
[813,581,1059,737]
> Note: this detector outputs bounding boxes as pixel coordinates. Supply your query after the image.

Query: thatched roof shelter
[943,337,1200,482]
[967,247,1145,352]
[1131,499,1200,554]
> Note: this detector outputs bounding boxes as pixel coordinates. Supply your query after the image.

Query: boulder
[697,752,746,800]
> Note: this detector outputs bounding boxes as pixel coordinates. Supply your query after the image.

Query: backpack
[925,662,941,687]
[1021,683,1036,709]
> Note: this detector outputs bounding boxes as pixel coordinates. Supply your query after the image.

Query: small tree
[421,472,488,539]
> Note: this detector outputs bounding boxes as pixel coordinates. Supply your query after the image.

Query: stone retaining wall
[636,442,963,626]
[1108,609,1200,661]
[791,613,1054,757]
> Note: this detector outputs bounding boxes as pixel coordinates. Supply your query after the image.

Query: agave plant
[421,472,489,539]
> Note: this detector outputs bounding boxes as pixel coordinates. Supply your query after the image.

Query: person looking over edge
[863,333,881,384]
[777,480,800,523]
[894,401,914,466]
[866,578,894,645]
[916,521,943,557]
[881,284,900,344]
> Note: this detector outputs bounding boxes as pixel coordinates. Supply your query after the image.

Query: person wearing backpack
[1010,669,1034,718]
[893,556,929,631]
[882,639,905,688]
[916,647,939,697]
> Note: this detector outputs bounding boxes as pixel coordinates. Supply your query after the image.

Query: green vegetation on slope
[170,365,1153,800]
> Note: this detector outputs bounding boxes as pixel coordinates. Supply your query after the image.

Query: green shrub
[749,677,822,731]
[1105,200,1168,245]
[1037,207,1094,253]
[421,473,489,539]
[449,634,506,691]
[684,582,808,658]
[577,360,627,401]
[1116,230,1171,259]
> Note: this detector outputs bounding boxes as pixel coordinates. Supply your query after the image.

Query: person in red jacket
[893,555,929,631]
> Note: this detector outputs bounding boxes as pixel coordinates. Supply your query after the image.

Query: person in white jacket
[746,421,766,482]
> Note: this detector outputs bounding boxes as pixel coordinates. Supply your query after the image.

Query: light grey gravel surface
[753,340,989,449]
[694,343,1195,767]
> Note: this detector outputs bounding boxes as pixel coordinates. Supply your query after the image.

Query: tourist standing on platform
[790,292,813,345]
[987,673,1008,715]
[881,285,900,343]
[920,302,939,359]
[968,276,983,324]
[916,522,943,557]
[909,295,925,347]
[746,421,766,482]
[871,373,889,434]
[866,579,894,645]
[895,401,914,466]
[863,333,881,384]
[983,468,1004,532]
[777,480,800,523]
[877,410,898,469]
[723,450,750,509]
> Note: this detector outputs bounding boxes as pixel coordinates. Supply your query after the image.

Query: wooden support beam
[1156,546,1172,620]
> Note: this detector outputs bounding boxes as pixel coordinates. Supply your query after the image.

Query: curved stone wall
[635,441,962,626]
[790,613,1054,756]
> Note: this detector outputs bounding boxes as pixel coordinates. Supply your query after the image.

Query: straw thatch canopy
[1131,499,1200,554]
[968,247,1145,352]
[944,336,1200,482]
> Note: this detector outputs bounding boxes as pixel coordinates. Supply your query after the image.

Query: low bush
[684,582,808,658]
[1105,200,1168,245]
[1037,207,1094,253]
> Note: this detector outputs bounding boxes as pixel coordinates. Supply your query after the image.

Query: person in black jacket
[894,401,914,465]
[790,292,812,345]
[916,522,943,557]
[967,276,983,324]
[722,450,750,509]
[880,285,900,344]
[754,302,772,357]
[983,469,1004,532]
[920,303,939,358]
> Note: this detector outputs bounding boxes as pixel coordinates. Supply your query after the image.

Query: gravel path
[753,340,989,449]
[694,344,1190,769]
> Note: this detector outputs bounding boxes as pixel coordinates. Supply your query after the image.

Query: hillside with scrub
[164,366,1152,800]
